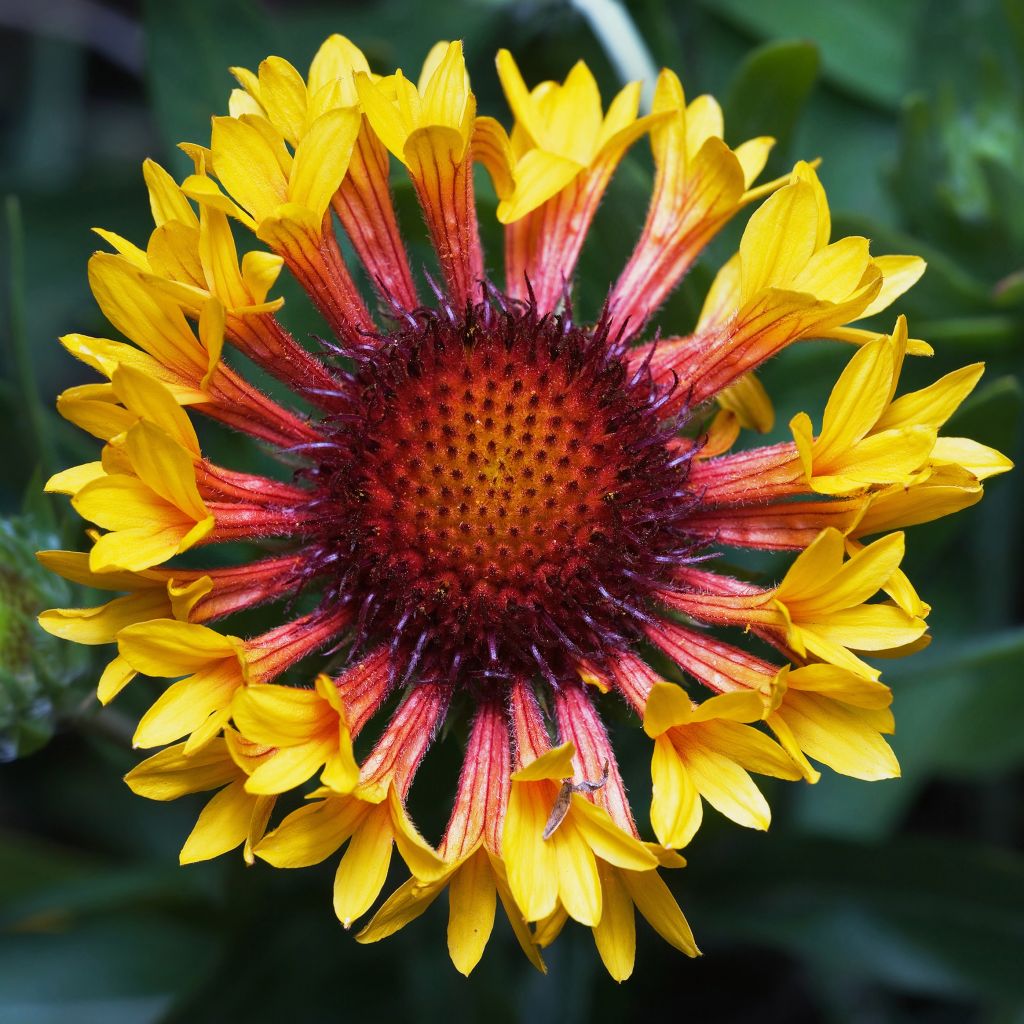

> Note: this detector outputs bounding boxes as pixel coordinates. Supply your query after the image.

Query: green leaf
[792,629,1024,840]
[723,40,820,154]
[946,375,1022,456]
[700,0,919,109]
[691,834,1024,1000]
[144,0,274,165]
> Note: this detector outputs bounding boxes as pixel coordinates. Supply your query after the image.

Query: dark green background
[1,0,1022,1021]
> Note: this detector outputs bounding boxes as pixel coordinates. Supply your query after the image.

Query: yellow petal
[124,738,237,799]
[472,116,515,198]
[717,372,774,432]
[132,662,240,748]
[356,874,448,944]
[88,253,204,372]
[388,786,447,882]
[232,683,325,745]
[111,365,200,456]
[930,436,1014,480]
[489,851,547,973]
[688,690,767,724]
[553,816,602,926]
[593,862,636,982]
[46,461,106,496]
[211,115,289,223]
[38,590,169,646]
[683,742,772,831]
[879,363,984,434]
[240,249,284,303]
[642,681,694,737]
[308,34,369,100]
[447,847,497,976]
[814,337,894,463]
[354,72,412,161]
[860,254,926,318]
[734,136,774,188]
[180,779,257,864]
[775,691,900,780]
[142,159,198,228]
[570,796,658,871]
[650,735,702,849]
[503,781,559,921]
[97,655,137,704]
[739,181,818,299]
[125,421,207,521]
[620,869,700,957]
[510,741,576,782]
[496,148,581,224]
[289,107,361,218]
[495,49,548,150]
[257,56,307,144]
[697,720,802,780]
[334,802,393,927]
[117,618,239,675]
[257,795,363,868]
[244,739,335,795]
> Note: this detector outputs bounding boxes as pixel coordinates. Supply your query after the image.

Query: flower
[42,34,1011,979]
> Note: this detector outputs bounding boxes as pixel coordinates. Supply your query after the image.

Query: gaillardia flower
[41,37,1011,980]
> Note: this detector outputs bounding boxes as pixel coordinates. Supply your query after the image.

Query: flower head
[42,34,1011,979]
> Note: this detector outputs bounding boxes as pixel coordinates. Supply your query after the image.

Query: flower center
[317,302,695,682]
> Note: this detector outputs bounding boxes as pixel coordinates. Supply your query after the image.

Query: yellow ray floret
[767,665,898,783]
[791,316,987,494]
[356,845,545,977]
[63,255,223,404]
[97,160,285,321]
[36,550,210,703]
[228,36,370,142]
[502,742,659,927]
[195,106,361,248]
[529,840,698,982]
[255,785,446,928]
[124,730,275,864]
[488,49,661,223]
[642,684,801,849]
[56,363,202,457]
[692,162,928,420]
[766,528,928,680]
[231,674,359,795]
[56,421,213,574]
[116,619,250,752]
[355,40,475,168]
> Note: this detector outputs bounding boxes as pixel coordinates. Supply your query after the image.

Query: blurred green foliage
[0,0,1022,1021]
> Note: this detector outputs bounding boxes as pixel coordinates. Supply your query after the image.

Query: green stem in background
[5,194,57,480]
[914,315,1023,347]
[570,0,659,111]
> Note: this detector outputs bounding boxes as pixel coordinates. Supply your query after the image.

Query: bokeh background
[1,0,1022,1020]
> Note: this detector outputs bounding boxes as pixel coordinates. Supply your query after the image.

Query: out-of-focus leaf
[947,376,1022,456]
[0,832,217,1024]
[699,0,918,108]
[0,833,211,927]
[144,0,274,163]
[0,914,213,1024]
[723,40,820,155]
[834,214,991,310]
[792,629,1024,839]
[692,834,1024,1000]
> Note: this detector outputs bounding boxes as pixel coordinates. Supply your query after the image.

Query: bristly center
[308,297,700,686]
